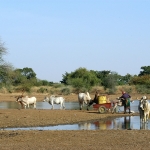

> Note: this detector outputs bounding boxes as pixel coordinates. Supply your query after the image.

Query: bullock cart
[93,103,112,114]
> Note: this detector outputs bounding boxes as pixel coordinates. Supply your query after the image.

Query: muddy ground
[0,93,150,150]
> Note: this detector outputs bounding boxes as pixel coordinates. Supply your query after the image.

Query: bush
[106,87,117,95]
[61,87,71,95]
[136,85,150,94]
[37,87,48,93]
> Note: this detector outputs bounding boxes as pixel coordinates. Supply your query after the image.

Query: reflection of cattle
[140,122,148,129]
[78,92,91,110]
[113,119,122,129]
[78,122,91,130]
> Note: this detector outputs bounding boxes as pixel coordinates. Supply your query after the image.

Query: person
[120,91,131,114]
[88,91,99,107]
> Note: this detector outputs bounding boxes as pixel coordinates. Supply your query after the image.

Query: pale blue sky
[0,0,150,82]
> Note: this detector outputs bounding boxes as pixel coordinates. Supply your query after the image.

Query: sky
[0,0,150,82]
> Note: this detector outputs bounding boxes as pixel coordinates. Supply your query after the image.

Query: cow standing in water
[43,95,65,110]
[78,92,92,110]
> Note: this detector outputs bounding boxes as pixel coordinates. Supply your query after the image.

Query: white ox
[43,95,65,109]
[16,96,36,109]
[78,92,92,110]
[138,96,150,123]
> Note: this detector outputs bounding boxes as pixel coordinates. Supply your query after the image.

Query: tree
[21,67,36,79]
[61,67,100,92]
[89,70,110,86]
[11,67,37,88]
[139,66,150,76]
[0,39,13,85]
[60,72,70,84]
[102,72,119,94]
[121,74,133,85]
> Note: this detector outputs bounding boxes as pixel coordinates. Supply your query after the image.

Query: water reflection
[94,120,112,130]
[2,116,150,131]
[112,116,132,130]
[1,101,150,131]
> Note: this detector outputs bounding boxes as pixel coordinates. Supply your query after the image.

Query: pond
[2,116,150,131]
[0,100,140,112]
[0,100,150,131]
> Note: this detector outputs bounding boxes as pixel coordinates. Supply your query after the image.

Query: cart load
[97,95,110,104]
[93,96,112,114]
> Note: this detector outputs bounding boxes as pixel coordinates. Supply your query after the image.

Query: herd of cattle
[16,92,150,124]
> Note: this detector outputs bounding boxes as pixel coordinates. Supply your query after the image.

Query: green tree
[20,67,36,79]
[12,67,37,89]
[139,66,150,76]
[62,67,100,92]
[102,72,119,94]
[89,70,111,86]
[121,73,133,85]
[60,72,70,84]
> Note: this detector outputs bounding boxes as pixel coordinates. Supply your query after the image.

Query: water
[1,100,149,131]
[0,100,140,112]
[2,116,150,131]
[0,101,80,110]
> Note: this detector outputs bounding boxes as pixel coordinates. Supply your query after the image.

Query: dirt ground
[0,93,150,150]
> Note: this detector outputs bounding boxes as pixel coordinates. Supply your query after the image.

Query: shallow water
[2,116,150,131]
[0,101,80,110]
[0,100,140,112]
[1,100,150,131]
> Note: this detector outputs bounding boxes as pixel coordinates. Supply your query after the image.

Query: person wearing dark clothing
[88,91,99,106]
[120,91,131,114]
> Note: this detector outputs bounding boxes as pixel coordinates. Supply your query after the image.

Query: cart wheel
[98,106,106,114]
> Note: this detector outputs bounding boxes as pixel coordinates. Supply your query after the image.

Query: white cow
[16,96,36,109]
[138,96,150,123]
[43,95,65,109]
[78,92,92,110]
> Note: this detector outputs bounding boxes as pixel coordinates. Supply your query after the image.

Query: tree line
[1,39,150,94]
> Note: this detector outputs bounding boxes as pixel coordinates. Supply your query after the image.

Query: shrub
[37,87,48,93]
[136,85,150,94]
[61,88,71,95]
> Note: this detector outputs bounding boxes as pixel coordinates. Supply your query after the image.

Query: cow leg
[51,105,54,109]
[80,102,83,110]
[60,103,62,109]
[62,102,65,109]
[112,103,117,114]
[34,103,36,109]
[80,105,82,110]
[146,112,149,123]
